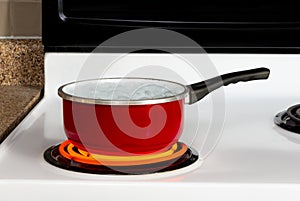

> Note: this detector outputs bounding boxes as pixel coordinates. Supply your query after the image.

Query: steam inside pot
[62,78,187,101]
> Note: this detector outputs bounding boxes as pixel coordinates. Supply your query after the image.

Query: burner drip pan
[275,104,300,134]
[44,141,198,175]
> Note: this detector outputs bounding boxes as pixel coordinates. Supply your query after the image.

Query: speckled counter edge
[0,39,43,142]
[0,86,42,143]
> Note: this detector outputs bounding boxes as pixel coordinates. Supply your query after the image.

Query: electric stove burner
[44,140,198,175]
[275,104,300,134]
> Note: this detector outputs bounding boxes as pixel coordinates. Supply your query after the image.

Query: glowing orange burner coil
[58,140,187,166]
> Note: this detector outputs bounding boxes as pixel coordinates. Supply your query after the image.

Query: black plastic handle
[187,67,270,104]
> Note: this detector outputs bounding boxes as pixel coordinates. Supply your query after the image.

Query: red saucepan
[58,67,270,156]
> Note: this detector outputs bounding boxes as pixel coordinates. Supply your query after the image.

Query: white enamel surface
[1,53,300,200]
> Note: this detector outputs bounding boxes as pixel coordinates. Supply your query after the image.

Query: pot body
[62,99,184,156]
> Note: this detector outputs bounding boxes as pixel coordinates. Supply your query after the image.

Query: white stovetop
[1,53,300,201]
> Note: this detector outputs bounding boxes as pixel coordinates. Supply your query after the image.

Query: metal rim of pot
[58,77,189,106]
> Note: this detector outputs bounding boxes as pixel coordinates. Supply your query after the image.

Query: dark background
[43,0,300,53]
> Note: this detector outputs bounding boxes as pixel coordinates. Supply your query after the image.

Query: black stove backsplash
[43,0,300,53]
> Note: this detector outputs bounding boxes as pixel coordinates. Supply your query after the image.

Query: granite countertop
[0,39,43,143]
[0,86,42,142]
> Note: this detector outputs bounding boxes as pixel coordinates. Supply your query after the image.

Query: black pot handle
[187,67,270,104]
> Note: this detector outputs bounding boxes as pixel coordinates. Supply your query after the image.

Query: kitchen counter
[0,86,42,143]
[0,39,44,86]
[0,39,44,142]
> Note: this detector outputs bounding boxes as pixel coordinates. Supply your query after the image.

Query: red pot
[58,68,270,156]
